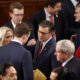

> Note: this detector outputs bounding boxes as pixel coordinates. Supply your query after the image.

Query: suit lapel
[38,39,55,57]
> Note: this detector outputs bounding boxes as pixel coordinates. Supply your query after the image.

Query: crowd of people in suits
[0,0,80,80]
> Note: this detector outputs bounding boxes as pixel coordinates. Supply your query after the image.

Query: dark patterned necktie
[37,42,43,55]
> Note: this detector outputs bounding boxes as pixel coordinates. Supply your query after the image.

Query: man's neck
[12,37,23,45]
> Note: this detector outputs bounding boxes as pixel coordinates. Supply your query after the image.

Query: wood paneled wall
[0,0,45,26]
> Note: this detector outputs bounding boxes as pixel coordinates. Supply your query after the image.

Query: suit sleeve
[22,51,33,80]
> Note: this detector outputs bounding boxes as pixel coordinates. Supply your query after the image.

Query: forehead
[13,8,24,14]
[6,66,16,74]
[75,7,80,11]
[39,26,49,31]
[54,2,61,7]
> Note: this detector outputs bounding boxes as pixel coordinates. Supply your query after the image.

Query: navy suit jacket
[0,41,33,80]
[64,57,80,79]
[57,0,80,40]
[33,38,60,79]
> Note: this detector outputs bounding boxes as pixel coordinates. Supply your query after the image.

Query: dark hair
[39,20,55,32]
[52,67,77,80]
[9,1,24,12]
[44,0,61,8]
[76,2,80,7]
[14,22,32,37]
[0,63,13,76]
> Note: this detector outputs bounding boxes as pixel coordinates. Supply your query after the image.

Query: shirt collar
[71,0,78,7]
[44,8,51,17]
[11,20,16,29]
[62,55,74,67]
[42,37,52,48]
[11,20,22,29]
[12,37,22,45]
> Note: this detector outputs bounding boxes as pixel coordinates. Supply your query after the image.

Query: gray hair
[56,39,75,55]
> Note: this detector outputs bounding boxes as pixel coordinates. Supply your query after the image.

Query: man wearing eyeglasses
[5,1,24,30]
[33,20,60,80]
[4,1,36,59]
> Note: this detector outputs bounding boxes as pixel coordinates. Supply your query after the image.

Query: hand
[27,39,36,46]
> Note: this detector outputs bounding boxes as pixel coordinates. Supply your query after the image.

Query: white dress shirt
[44,8,54,21]
[12,37,22,45]
[71,0,78,7]
[62,55,74,67]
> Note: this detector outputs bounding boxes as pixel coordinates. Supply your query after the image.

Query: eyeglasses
[38,30,50,35]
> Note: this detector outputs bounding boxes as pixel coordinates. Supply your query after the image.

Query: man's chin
[75,19,80,22]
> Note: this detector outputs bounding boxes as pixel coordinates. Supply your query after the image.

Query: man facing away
[0,22,33,80]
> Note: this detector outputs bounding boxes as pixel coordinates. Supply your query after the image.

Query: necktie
[37,42,43,55]
[50,16,54,23]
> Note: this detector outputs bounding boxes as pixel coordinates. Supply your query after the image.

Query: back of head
[14,22,31,37]
[44,0,61,8]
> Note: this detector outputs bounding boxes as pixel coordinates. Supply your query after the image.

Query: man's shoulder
[4,21,12,26]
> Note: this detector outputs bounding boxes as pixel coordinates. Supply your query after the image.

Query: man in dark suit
[55,39,80,79]
[56,0,79,41]
[28,0,61,40]
[4,1,36,56]
[33,20,60,80]
[0,22,33,80]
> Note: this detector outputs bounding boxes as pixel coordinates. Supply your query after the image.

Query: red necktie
[50,16,54,23]
[37,42,43,55]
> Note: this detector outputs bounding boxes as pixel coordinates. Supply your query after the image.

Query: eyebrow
[38,30,49,34]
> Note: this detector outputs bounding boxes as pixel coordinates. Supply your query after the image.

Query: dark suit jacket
[33,38,60,79]
[57,0,80,40]
[64,57,80,79]
[28,9,45,40]
[28,8,61,40]
[4,21,35,57]
[5,21,14,30]
[0,41,33,80]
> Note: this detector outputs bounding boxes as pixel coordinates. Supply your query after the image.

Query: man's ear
[22,35,26,40]
[48,5,51,8]
[51,31,55,37]
[9,12,12,18]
